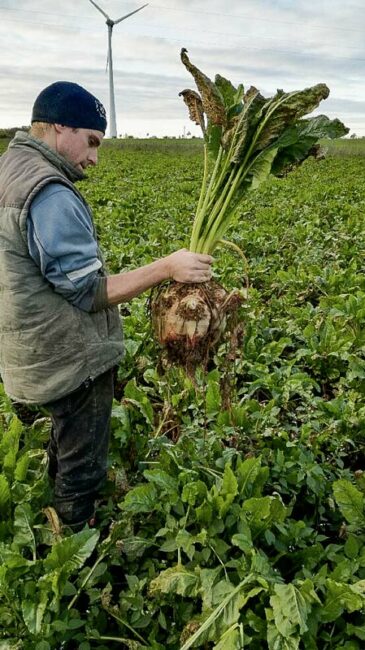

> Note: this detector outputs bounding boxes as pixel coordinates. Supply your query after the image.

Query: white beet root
[151,280,244,366]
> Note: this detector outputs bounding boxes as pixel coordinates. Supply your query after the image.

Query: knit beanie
[31,81,107,134]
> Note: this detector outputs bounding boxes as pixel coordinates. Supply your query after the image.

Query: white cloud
[0,0,363,135]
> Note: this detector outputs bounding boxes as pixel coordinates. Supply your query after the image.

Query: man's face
[55,126,104,172]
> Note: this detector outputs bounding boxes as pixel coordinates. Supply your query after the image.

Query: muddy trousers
[44,368,114,528]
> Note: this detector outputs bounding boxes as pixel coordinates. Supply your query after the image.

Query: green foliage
[333,480,365,531]
[1,139,365,647]
[179,50,349,254]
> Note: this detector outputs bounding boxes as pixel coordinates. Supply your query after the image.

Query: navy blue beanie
[31,81,107,134]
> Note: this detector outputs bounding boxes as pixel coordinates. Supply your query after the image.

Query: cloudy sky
[0,0,364,137]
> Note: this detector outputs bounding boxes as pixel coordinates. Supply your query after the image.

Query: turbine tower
[89,0,148,138]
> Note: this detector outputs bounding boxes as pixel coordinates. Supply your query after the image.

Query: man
[0,81,213,530]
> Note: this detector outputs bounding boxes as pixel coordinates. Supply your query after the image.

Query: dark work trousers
[44,368,114,528]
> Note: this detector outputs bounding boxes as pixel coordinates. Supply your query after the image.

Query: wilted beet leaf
[179,49,349,255]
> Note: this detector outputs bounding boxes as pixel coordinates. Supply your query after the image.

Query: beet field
[1,137,365,649]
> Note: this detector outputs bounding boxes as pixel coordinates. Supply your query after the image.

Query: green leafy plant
[1,138,365,648]
[151,50,349,367]
[179,48,349,255]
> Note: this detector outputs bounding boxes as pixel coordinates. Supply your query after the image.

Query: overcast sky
[0,0,364,137]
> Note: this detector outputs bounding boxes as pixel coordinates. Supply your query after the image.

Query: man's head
[31,81,107,134]
[31,81,107,172]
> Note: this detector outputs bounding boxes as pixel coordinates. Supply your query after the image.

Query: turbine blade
[114,3,148,25]
[88,0,110,20]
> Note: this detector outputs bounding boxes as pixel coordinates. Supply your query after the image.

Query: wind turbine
[89,0,148,138]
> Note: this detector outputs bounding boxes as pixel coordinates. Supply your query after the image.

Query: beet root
[151,280,244,366]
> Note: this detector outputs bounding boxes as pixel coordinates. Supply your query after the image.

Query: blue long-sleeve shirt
[27,183,108,312]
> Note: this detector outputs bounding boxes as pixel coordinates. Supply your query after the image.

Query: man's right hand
[106,249,214,306]
[165,249,214,283]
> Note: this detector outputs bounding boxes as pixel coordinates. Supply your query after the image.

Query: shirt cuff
[90,277,109,312]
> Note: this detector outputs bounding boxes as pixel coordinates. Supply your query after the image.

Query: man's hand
[106,249,214,305]
[165,249,214,283]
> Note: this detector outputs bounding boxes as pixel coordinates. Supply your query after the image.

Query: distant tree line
[350,133,365,139]
[0,126,30,138]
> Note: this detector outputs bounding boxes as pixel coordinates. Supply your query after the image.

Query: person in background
[0,81,213,530]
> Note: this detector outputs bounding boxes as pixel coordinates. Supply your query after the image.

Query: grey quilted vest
[0,131,124,404]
